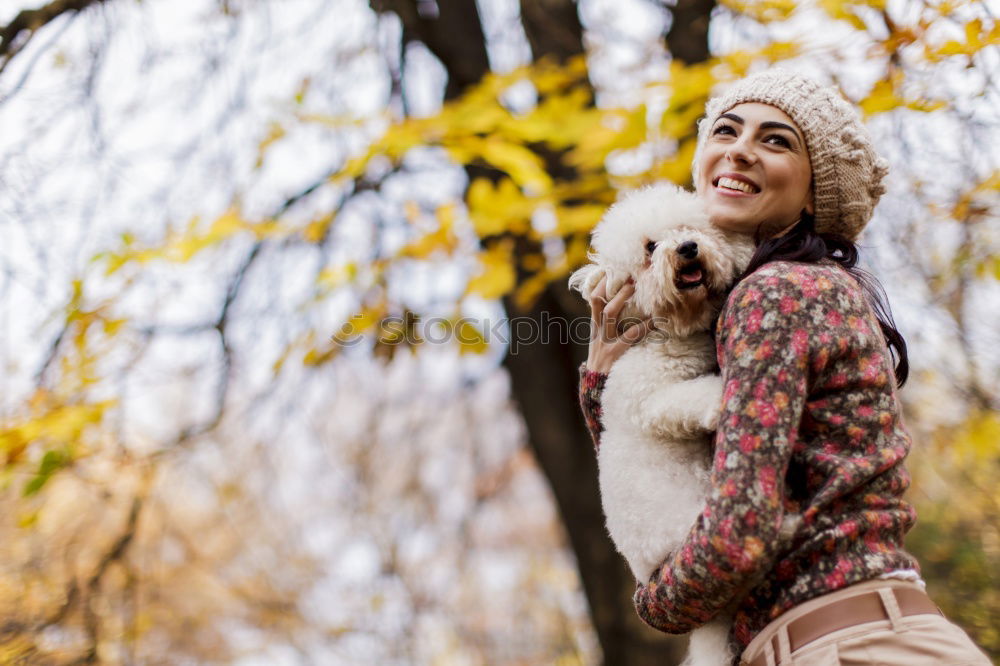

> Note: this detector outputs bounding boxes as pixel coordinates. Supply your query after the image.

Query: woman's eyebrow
[760,121,803,143]
[717,113,803,145]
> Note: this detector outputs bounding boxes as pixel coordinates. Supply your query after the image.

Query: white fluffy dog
[569,184,754,666]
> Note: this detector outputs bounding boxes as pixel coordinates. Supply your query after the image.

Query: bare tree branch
[0,0,107,74]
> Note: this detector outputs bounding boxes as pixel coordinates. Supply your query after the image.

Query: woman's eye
[765,134,791,148]
[645,240,657,254]
[712,124,736,136]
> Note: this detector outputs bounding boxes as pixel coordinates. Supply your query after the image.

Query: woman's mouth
[714,175,760,194]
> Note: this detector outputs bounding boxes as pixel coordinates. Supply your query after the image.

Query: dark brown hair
[741,213,909,387]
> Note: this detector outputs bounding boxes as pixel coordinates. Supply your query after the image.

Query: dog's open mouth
[675,261,706,290]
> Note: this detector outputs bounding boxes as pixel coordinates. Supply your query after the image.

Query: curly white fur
[570,184,755,666]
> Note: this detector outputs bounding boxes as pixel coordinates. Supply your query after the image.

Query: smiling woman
[696,103,813,238]
[579,69,993,666]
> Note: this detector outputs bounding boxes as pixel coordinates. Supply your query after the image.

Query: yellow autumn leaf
[303,213,335,243]
[272,342,294,375]
[0,401,114,454]
[974,256,1000,281]
[667,60,715,108]
[965,18,984,48]
[566,124,620,170]
[564,235,591,269]
[167,208,244,261]
[310,304,386,366]
[303,346,337,366]
[927,18,999,59]
[255,121,285,168]
[466,241,516,300]
[211,207,249,235]
[660,102,706,140]
[651,138,698,185]
[718,42,800,80]
[554,204,605,235]
[16,510,39,529]
[44,402,113,442]
[99,207,288,271]
[102,318,127,336]
[329,305,383,347]
[529,54,589,95]
[953,411,1000,462]
[467,178,534,237]
[501,87,594,147]
[335,151,374,182]
[379,121,430,160]
[903,98,947,113]
[859,78,902,115]
[819,0,867,30]
[445,95,509,136]
[478,138,553,193]
[973,170,1000,194]
[720,0,798,23]
[454,319,488,354]
[951,169,1000,220]
[512,270,553,312]
[317,262,358,290]
[759,41,800,62]
[398,205,459,259]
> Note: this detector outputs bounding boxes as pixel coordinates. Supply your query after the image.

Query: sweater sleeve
[578,362,608,451]
[632,268,814,633]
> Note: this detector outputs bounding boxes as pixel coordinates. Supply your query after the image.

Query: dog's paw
[699,405,720,431]
[696,375,724,431]
[569,264,604,299]
[603,268,628,301]
[584,266,608,297]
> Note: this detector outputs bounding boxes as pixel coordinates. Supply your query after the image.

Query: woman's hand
[585,274,655,374]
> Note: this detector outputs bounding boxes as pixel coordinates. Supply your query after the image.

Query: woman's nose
[726,136,757,165]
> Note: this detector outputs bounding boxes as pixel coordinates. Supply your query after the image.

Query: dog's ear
[568,264,605,299]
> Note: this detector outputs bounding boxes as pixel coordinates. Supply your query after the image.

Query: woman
[578,70,991,666]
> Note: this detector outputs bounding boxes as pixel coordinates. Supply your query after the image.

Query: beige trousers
[739,579,992,666]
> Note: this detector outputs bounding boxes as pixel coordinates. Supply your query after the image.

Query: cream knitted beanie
[692,69,889,240]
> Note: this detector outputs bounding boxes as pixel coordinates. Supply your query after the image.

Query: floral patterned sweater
[578,260,920,652]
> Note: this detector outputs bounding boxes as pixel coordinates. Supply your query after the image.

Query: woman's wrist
[584,359,611,375]
[585,347,619,375]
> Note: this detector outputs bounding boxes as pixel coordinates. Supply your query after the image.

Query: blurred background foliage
[0,0,997,664]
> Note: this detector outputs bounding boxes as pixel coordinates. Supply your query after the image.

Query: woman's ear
[805,184,815,216]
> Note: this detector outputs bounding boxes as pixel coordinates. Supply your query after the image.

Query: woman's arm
[632,268,813,633]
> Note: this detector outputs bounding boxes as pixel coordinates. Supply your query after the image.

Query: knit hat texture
[693,69,889,240]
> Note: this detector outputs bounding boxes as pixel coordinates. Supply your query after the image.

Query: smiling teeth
[717,177,758,194]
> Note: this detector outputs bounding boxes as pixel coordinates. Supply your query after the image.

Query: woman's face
[696,102,814,237]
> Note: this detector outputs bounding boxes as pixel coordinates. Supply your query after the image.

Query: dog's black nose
[677,241,698,259]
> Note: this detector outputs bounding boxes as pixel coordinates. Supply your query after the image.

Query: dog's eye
[645,240,657,255]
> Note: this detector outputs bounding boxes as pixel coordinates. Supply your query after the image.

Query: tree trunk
[666,0,715,64]
[496,3,689,664]
[371,1,717,663]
